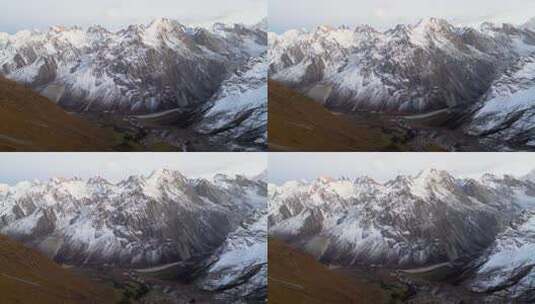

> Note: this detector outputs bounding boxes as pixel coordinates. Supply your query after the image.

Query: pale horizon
[0,153,266,185]
[269,0,535,33]
[269,153,535,185]
[0,0,266,34]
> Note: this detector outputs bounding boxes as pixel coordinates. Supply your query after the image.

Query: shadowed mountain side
[0,234,118,304]
[268,238,392,304]
[268,81,404,151]
[0,76,116,151]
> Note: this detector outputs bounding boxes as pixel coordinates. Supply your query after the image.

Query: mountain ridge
[0,169,266,268]
[269,169,535,267]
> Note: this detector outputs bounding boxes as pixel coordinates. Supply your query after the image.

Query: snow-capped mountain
[270,18,535,113]
[199,210,267,302]
[269,169,535,267]
[0,18,266,116]
[0,169,267,267]
[467,52,535,148]
[270,18,535,149]
[195,53,267,146]
[469,210,535,301]
[522,17,535,31]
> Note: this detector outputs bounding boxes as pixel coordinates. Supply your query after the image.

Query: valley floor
[71,265,217,304]
[80,111,265,152]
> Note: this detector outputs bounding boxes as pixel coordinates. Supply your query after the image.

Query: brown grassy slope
[0,77,116,151]
[268,81,396,151]
[0,234,118,304]
[268,238,390,304]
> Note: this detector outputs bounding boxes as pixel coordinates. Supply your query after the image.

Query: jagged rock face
[198,210,267,302]
[466,53,535,149]
[469,210,535,302]
[0,19,267,115]
[522,18,535,31]
[269,18,535,113]
[195,53,268,148]
[268,169,535,267]
[0,169,267,267]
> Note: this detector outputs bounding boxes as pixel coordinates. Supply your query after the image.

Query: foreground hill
[0,234,117,304]
[268,238,393,304]
[268,81,399,151]
[0,76,116,151]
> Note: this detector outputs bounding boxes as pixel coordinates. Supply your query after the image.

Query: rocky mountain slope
[0,169,266,268]
[0,76,116,151]
[0,234,117,304]
[196,53,267,148]
[199,210,267,302]
[269,169,535,267]
[469,210,535,302]
[270,18,535,149]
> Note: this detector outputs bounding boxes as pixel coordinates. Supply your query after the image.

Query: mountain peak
[148,18,184,31]
[150,17,172,26]
[522,17,535,31]
[414,168,452,181]
[354,176,378,185]
[524,169,535,182]
[414,17,452,30]
[252,170,267,182]
[119,175,146,188]
[49,25,82,33]
[50,176,82,184]
[87,176,111,185]
[214,173,233,184]
[354,24,377,34]
[148,168,185,182]
[87,25,109,34]
[317,176,335,183]
[316,25,336,33]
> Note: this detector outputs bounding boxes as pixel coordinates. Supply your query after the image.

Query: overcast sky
[270,0,535,33]
[269,153,535,184]
[0,0,266,33]
[0,153,266,185]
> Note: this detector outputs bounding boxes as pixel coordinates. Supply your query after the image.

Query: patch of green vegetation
[109,131,144,151]
[115,280,150,304]
[381,282,413,304]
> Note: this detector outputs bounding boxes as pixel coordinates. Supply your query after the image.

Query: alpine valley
[0,169,268,303]
[269,17,535,151]
[269,169,535,303]
[0,18,267,151]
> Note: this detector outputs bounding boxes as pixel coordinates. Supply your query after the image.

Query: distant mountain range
[269,18,535,150]
[269,169,535,300]
[0,18,267,148]
[0,169,267,299]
